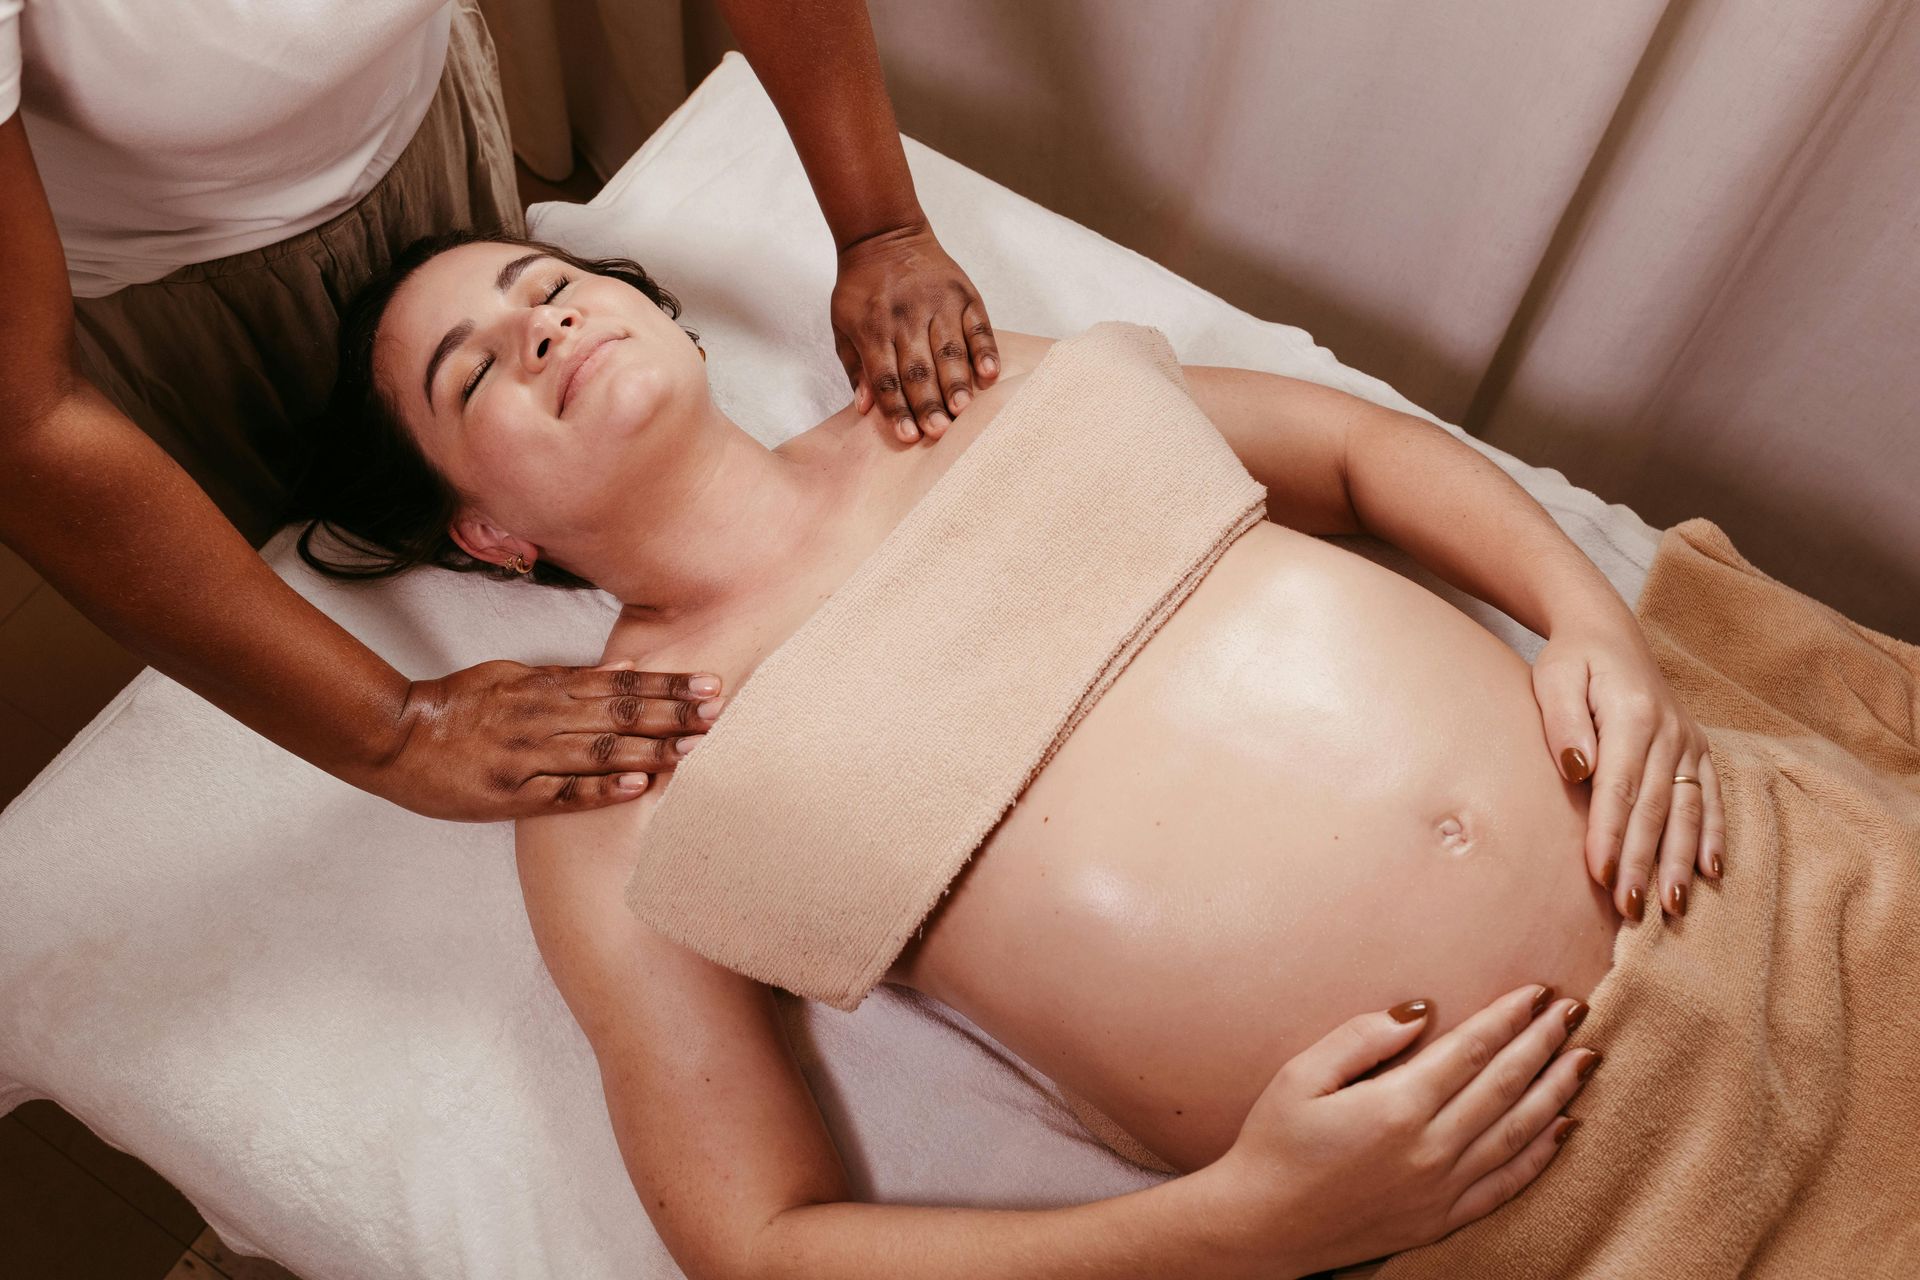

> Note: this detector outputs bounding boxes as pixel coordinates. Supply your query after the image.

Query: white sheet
[0,52,1661,1277]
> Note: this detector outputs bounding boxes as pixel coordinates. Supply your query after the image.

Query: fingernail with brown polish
[1554,1118,1581,1145]
[1601,857,1619,890]
[1667,881,1688,917]
[1560,746,1592,782]
[1530,985,1556,1017]
[1709,851,1723,878]
[1388,999,1431,1024]
[1576,1049,1602,1080]
[1626,886,1644,922]
[1563,1001,1590,1035]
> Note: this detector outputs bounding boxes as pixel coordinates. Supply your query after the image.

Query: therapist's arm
[0,112,713,821]
[711,0,1000,443]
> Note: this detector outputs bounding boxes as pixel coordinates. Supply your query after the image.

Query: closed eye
[461,274,574,404]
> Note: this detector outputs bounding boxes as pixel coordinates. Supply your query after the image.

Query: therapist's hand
[832,220,999,444]
[1532,619,1727,921]
[373,659,725,821]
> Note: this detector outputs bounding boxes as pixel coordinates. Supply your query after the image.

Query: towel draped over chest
[624,320,1269,1012]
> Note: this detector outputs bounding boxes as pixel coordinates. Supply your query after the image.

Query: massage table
[0,52,1663,1278]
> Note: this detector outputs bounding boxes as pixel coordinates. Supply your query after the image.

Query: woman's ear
[449,511,539,570]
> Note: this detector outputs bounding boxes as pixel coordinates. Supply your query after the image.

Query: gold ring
[1673,775,1701,786]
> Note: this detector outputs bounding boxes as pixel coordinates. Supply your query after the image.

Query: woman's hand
[1210,984,1596,1277]
[832,220,999,444]
[360,659,725,821]
[1531,618,1728,920]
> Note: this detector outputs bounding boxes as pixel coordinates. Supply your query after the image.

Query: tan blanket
[1381,517,1920,1279]
[624,321,1268,1011]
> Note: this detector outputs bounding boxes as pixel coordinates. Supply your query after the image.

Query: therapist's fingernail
[1560,747,1591,782]
[896,417,918,441]
[697,697,727,721]
[675,736,700,756]
[617,773,649,791]
[981,355,998,375]
[1530,985,1556,1017]
[952,388,972,410]
[927,411,951,435]
[1387,998,1430,1023]
[688,675,721,697]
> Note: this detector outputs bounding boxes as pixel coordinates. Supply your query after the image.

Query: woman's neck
[581,404,888,621]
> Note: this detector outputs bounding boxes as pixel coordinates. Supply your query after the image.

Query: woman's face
[375,240,708,559]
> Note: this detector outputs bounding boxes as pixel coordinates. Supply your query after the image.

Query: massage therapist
[0,0,997,820]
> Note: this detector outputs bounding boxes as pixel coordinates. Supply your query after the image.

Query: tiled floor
[0,153,604,1280]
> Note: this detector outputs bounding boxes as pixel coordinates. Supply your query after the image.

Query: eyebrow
[422,252,551,411]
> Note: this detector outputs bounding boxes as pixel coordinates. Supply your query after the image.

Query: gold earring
[503,553,533,575]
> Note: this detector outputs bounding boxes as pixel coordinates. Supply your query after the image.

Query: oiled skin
[606,351,1619,1173]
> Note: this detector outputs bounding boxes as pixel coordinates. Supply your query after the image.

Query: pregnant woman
[300,231,1742,1276]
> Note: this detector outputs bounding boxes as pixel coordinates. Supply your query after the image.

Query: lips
[557,335,620,416]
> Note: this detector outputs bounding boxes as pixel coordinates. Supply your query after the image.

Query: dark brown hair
[289,229,695,590]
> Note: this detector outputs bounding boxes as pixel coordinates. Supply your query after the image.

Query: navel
[1434,812,1476,858]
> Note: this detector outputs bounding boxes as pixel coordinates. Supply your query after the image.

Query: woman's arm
[1175,350,1726,921]
[517,805,1255,1279]
[520,803,1590,1280]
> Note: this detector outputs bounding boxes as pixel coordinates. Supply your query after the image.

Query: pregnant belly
[889,522,1619,1172]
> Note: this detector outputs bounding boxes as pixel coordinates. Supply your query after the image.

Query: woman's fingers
[1431,996,1587,1154]
[1530,651,1597,789]
[1698,747,1727,878]
[1656,746,1706,916]
[1446,1113,1580,1232]
[1616,735,1686,920]
[1283,1001,1434,1095]
[1583,724,1643,905]
[1394,984,1554,1113]
[1451,1036,1597,1185]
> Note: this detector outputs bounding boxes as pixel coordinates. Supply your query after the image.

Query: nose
[522,303,577,371]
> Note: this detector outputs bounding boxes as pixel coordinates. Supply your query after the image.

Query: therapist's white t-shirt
[0,1,454,299]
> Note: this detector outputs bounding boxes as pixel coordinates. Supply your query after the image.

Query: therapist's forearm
[1342,409,1635,639]
[0,384,412,779]
[711,0,926,251]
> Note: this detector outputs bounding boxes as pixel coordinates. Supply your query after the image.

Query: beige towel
[1380,518,1920,1279]
[624,321,1268,1011]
